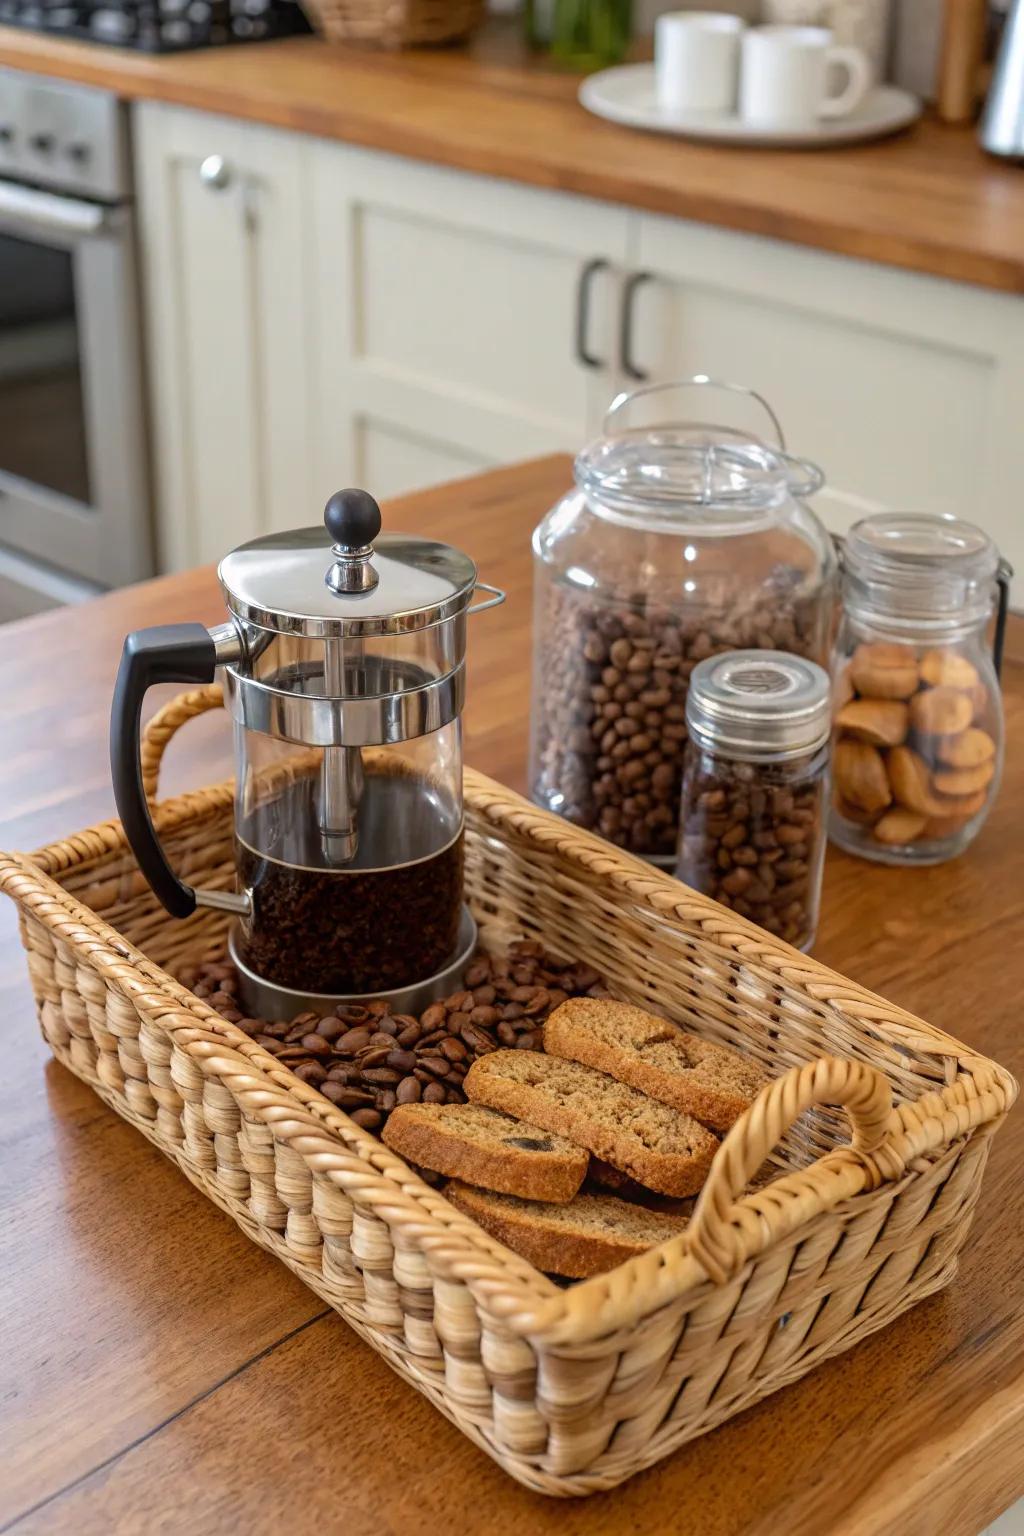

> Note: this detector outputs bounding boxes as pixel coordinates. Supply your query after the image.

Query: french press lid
[218,489,481,638]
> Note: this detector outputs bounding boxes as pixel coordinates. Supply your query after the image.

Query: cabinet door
[309,143,630,501]
[135,104,316,570]
[629,213,1024,588]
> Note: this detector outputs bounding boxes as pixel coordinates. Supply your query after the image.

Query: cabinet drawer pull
[575,257,609,370]
[620,269,653,382]
[199,154,232,190]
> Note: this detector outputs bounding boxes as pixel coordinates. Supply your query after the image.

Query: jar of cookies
[529,380,836,865]
[830,513,1010,865]
[676,651,831,951]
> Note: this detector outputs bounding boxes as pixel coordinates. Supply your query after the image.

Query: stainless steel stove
[0,67,153,620]
[0,0,309,52]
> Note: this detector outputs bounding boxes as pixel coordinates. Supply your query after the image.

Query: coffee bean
[315,1016,345,1041]
[361,1066,401,1086]
[469,1005,499,1028]
[497,1021,517,1046]
[337,1026,373,1054]
[386,1050,417,1073]
[378,1089,398,1114]
[421,1083,447,1105]
[337,1088,375,1109]
[293,1061,327,1086]
[395,1076,421,1105]
[356,1046,391,1069]
[350,1107,383,1130]
[439,1036,468,1062]
[396,1022,421,1048]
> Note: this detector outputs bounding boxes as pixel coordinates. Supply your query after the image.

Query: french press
[111,489,504,1017]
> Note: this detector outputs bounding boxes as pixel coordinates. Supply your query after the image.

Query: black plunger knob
[324,488,382,551]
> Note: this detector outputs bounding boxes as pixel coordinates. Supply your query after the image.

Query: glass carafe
[111,489,504,1016]
[529,380,837,863]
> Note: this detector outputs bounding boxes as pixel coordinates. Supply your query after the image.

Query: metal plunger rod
[319,635,363,863]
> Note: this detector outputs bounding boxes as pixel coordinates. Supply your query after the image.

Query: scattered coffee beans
[676,755,827,950]
[178,940,608,1143]
[531,579,823,860]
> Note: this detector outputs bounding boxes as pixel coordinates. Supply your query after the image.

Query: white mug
[655,11,746,116]
[739,24,871,125]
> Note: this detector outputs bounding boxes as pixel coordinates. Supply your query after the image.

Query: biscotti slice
[382,1103,587,1202]
[463,1051,718,1197]
[586,1159,695,1215]
[545,997,768,1132]
[446,1181,690,1278]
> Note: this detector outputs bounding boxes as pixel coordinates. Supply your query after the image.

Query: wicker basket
[1,684,1015,1497]
[300,0,482,49]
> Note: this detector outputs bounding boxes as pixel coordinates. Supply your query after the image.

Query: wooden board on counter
[2,456,1024,1536]
[2,22,1024,293]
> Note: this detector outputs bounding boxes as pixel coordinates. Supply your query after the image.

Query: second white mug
[740,24,871,126]
[655,11,745,116]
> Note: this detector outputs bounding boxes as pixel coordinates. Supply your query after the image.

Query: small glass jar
[830,513,1009,866]
[529,379,836,865]
[676,651,831,952]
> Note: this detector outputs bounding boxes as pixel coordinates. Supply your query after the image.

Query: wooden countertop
[2,456,1023,1535]
[2,22,1024,292]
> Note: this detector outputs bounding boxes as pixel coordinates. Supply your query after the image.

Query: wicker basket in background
[300,0,483,49]
[0,684,1016,1496]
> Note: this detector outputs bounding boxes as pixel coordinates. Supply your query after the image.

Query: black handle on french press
[110,624,218,918]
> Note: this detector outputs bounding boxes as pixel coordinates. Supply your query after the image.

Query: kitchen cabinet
[307,142,630,501]
[135,103,1024,593]
[135,103,317,570]
[626,212,1024,547]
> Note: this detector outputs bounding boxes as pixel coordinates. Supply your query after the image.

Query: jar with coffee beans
[830,513,1009,866]
[529,380,835,865]
[676,651,831,951]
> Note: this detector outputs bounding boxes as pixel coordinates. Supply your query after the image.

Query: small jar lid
[218,489,479,639]
[842,512,1001,628]
[686,650,831,762]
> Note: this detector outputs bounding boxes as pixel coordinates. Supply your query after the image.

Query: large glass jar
[529,381,837,863]
[830,512,1009,866]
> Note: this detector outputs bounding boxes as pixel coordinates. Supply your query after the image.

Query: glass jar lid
[218,489,479,638]
[842,513,1000,629]
[686,650,831,762]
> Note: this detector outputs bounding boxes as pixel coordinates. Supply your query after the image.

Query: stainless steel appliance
[0,0,309,52]
[0,67,152,620]
[981,0,1024,159]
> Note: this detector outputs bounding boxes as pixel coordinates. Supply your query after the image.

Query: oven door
[0,180,152,588]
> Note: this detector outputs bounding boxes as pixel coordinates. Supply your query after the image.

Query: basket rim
[2,765,1016,1345]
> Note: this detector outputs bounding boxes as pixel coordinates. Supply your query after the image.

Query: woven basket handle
[688,1055,896,1285]
[140,683,225,805]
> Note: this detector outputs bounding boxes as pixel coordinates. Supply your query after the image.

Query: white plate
[579,64,922,149]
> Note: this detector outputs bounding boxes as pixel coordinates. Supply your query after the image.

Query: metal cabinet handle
[620,270,653,382]
[575,257,609,370]
[199,154,232,190]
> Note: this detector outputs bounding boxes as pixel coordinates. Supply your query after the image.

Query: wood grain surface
[2,22,1024,292]
[2,457,1023,1535]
